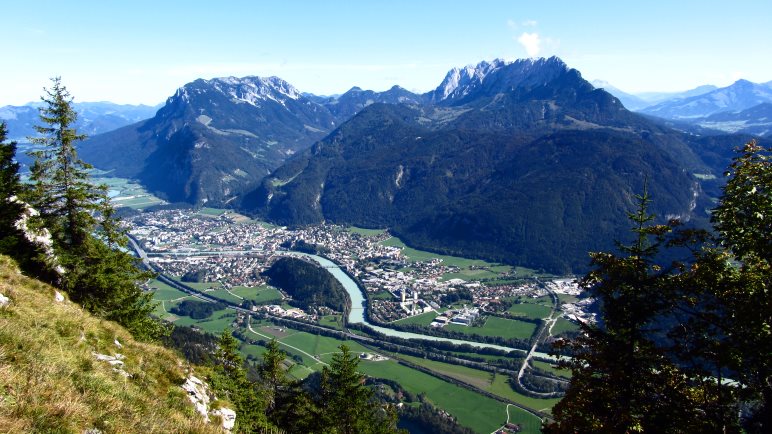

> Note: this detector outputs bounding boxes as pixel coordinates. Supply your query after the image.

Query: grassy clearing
[551,318,580,336]
[531,360,571,379]
[318,314,344,329]
[203,289,243,304]
[172,309,236,334]
[393,310,439,326]
[147,279,189,301]
[230,285,283,304]
[381,237,493,267]
[95,176,165,210]
[370,290,395,300]
[347,226,386,236]
[197,207,227,216]
[447,316,537,341]
[507,302,551,319]
[0,255,218,433]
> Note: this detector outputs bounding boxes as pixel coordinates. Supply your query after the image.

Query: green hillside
[0,255,219,433]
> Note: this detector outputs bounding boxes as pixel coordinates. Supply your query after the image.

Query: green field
[507,301,552,319]
[230,285,283,304]
[381,237,493,267]
[393,310,439,326]
[172,309,237,334]
[551,317,580,336]
[357,359,542,434]
[447,316,538,341]
[488,374,561,413]
[401,354,560,414]
[347,226,386,236]
[197,207,227,216]
[531,359,571,379]
[318,315,344,329]
[96,176,165,209]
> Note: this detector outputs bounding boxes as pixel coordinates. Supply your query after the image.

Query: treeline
[262,256,347,312]
[170,299,227,319]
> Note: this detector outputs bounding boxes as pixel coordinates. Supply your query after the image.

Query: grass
[0,255,218,433]
[400,354,561,414]
[147,279,189,301]
[446,316,538,341]
[94,176,166,210]
[393,310,439,326]
[203,288,243,304]
[488,375,562,413]
[531,360,571,379]
[172,309,237,335]
[551,317,580,336]
[318,314,344,329]
[507,302,552,319]
[380,237,493,267]
[230,285,283,304]
[357,359,542,434]
[347,226,386,236]
[197,207,227,216]
[370,290,395,300]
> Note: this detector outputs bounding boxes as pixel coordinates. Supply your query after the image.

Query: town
[126,209,594,328]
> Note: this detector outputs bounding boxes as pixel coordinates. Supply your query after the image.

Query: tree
[0,122,41,272]
[258,339,288,413]
[704,140,771,432]
[24,78,164,340]
[210,329,271,433]
[315,345,402,434]
[544,189,704,433]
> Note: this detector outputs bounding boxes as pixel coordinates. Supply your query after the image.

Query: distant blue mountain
[0,101,160,141]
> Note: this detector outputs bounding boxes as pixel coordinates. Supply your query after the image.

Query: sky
[2,0,771,106]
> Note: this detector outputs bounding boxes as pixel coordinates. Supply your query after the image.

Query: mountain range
[72,57,766,273]
[0,101,160,141]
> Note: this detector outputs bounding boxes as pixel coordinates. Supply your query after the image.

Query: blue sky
[3,0,771,105]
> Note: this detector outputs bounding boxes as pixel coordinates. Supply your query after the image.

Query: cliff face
[0,255,225,433]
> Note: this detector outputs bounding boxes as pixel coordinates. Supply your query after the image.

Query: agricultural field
[346,226,387,236]
[95,176,165,209]
[357,359,542,434]
[400,354,560,414]
[507,301,552,319]
[318,314,344,329]
[531,359,571,379]
[551,317,580,336]
[446,316,538,341]
[392,310,439,326]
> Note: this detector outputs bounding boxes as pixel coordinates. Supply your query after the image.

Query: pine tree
[706,140,771,432]
[258,339,288,413]
[209,329,271,433]
[316,345,402,434]
[544,189,701,433]
[24,78,164,340]
[0,122,56,281]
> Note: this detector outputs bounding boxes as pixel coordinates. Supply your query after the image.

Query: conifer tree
[544,189,702,433]
[0,122,49,277]
[210,329,271,433]
[24,78,164,340]
[316,345,402,434]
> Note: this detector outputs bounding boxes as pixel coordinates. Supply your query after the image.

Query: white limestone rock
[212,407,237,431]
[182,375,211,422]
[0,293,9,307]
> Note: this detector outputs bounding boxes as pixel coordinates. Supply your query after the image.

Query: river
[296,252,558,359]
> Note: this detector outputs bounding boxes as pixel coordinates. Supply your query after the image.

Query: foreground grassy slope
[0,255,218,434]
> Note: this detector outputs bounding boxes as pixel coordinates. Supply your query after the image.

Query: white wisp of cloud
[517,32,542,57]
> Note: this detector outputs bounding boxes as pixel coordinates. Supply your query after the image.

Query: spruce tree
[24,78,164,340]
[0,121,57,281]
[544,189,702,433]
[316,345,402,434]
